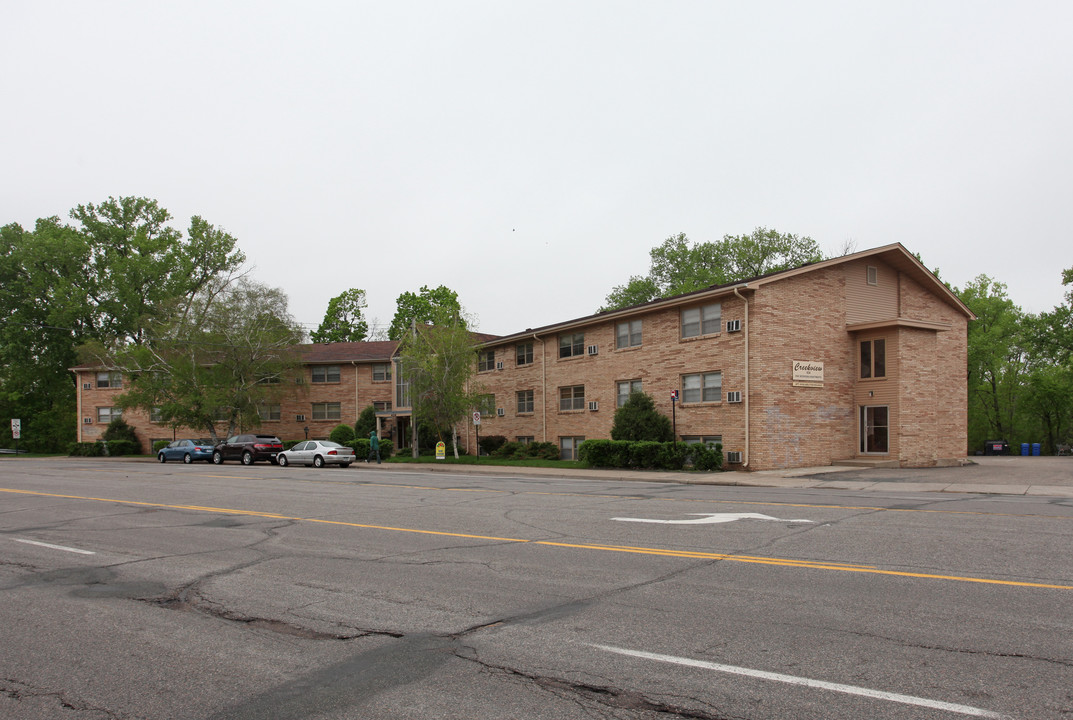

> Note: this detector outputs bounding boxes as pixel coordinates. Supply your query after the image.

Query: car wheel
[183,453,192,464]
[313,455,324,468]
[341,462,352,469]
[158,453,166,463]
[212,451,223,464]
[242,451,254,465]
[278,455,288,467]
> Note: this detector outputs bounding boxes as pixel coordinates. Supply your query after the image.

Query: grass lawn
[385,455,588,470]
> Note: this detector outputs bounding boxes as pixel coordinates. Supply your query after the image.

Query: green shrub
[101,416,140,448]
[610,392,673,442]
[528,442,560,461]
[103,439,140,456]
[630,441,664,468]
[68,442,106,457]
[687,442,723,471]
[354,406,377,438]
[348,438,394,460]
[478,435,507,456]
[152,440,170,453]
[330,424,356,444]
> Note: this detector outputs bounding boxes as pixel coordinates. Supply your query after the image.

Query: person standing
[368,430,381,464]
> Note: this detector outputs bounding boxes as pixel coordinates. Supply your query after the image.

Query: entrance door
[860,406,889,454]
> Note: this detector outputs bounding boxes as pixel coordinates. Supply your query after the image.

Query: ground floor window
[517,436,534,444]
[682,435,722,448]
[312,402,341,421]
[860,405,889,453]
[560,436,584,460]
[617,379,642,407]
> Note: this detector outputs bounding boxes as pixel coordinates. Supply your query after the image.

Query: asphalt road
[2,458,1072,719]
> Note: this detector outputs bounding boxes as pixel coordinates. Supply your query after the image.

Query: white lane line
[14,538,96,555]
[593,645,1008,719]
[612,512,814,525]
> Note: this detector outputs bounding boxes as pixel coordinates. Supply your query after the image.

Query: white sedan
[277,440,355,468]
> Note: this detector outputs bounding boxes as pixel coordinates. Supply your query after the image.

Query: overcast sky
[3,1,1071,337]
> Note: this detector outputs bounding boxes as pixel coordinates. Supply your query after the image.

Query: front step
[832,458,901,469]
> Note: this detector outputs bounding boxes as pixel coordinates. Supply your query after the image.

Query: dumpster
[1033,443,1041,456]
[984,440,1009,455]
[1021,443,1030,456]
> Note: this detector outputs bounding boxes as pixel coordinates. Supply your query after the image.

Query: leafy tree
[610,392,674,442]
[112,279,305,442]
[1034,267,1073,362]
[354,405,378,438]
[396,309,481,458]
[312,289,368,343]
[389,285,463,341]
[601,228,825,311]
[956,275,1030,448]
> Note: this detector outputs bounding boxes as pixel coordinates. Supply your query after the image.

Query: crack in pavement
[1,677,125,719]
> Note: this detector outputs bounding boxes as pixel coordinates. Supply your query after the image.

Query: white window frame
[682,372,722,404]
[616,379,643,407]
[559,385,585,411]
[681,303,722,339]
[616,319,642,349]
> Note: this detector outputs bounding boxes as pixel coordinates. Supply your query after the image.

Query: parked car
[212,434,284,465]
[277,440,355,468]
[158,439,215,464]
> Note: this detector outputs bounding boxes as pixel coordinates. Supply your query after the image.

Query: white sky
[3,1,1071,337]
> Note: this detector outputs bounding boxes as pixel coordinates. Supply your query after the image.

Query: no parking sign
[10,419,20,439]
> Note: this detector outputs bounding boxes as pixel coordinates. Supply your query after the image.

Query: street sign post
[11,418,20,455]
[472,411,481,454]
[669,392,677,445]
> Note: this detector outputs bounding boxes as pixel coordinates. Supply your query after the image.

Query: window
[96,371,121,388]
[559,436,585,460]
[312,365,340,383]
[396,364,411,408]
[617,379,643,407]
[860,338,886,379]
[96,407,121,423]
[477,394,496,416]
[681,303,722,339]
[257,404,281,421]
[559,333,585,359]
[257,373,281,384]
[150,407,163,423]
[867,265,878,286]
[616,319,642,349]
[478,349,496,372]
[860,406,889,453]
[516,342,534,366]
[559,385,585,411]
[682,435,722,448]
[517,389,534,414]
[312,402,341,421]
[517,436,534,444]
[682,372,722,403]
[372,364,392,382]
[373,401,392,412]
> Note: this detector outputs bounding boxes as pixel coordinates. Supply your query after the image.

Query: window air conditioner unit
[726,451,743,464]
[588,401,599,411]
[586,345,598,356]
[496,361,504,370]
[496,408,505,417]
[727,391,742,403]
[726,319,741,332]
[83,417,93,424]
[82,383,93,390]
[296,414,306,422]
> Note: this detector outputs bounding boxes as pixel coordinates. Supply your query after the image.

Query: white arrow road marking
[612,512,814,525]
[15,538,96,555]
[593,645,1008,719]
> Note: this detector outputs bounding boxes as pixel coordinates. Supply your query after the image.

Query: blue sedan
[157,439,215,464]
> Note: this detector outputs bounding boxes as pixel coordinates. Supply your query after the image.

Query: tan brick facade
[72,244,973,470]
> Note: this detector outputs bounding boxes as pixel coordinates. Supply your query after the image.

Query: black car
[212,434,284,465]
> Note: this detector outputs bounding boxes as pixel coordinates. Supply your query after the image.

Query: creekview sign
[792,360,824,387]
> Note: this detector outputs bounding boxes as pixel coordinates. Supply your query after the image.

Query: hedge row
[68,440,141,457]
[578,439,723,471]
[490,440,560,461]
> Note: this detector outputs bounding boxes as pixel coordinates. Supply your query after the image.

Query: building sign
[792,360,824,387]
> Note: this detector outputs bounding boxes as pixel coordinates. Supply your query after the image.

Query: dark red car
[212,434,284,465]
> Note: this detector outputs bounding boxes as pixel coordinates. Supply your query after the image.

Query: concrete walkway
[357,455,1073,497]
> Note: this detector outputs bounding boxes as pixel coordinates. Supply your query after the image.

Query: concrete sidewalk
[356,455,1073,497]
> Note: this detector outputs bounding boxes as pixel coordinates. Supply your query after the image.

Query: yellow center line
[4,487,1070,590]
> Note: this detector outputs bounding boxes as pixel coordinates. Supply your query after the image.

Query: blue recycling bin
[1021,443,1030,456]
[1033,443,1041,456]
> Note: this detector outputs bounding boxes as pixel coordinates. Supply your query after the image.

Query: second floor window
[682,372,722,403]
[312,365,340,383]
[97,406,121,423]
[559,333,585,359]
[372,364,392,382]
[616,319,642,349]
[312,402,341,421]
[478,350,496,372]
[257,404,281,421]
[559,385,585,411]
[517,389,534,413]
[96,371,121,388]
[617,379,642,407]
[861,338,886,379]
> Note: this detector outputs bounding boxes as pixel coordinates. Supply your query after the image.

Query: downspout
[533,333,547,443]
[733,286,750,468]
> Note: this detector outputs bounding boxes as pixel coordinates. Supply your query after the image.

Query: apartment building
[72,243,973,470]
